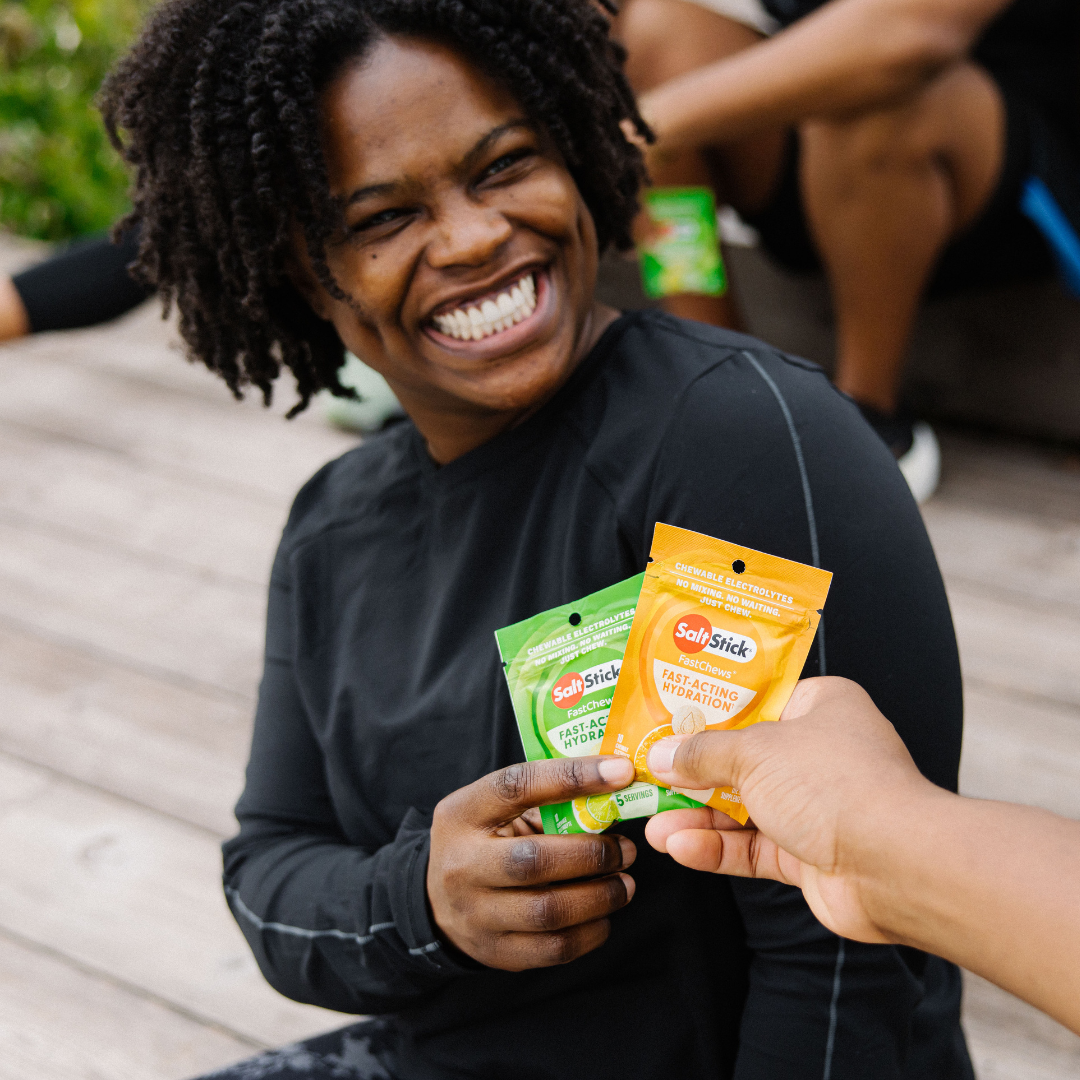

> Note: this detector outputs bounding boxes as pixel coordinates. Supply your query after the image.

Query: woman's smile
[424,267,554,358]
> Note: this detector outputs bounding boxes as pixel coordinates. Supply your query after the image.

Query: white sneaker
[897,421,941,504]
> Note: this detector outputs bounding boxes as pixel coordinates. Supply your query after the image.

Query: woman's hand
[427,756,637,970]
[644,676,934,942]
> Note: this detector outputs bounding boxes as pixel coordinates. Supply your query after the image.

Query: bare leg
[614,0,788,328]
[800,64,1005,413]
[0,276,30,342]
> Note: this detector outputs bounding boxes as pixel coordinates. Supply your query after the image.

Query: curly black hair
[99,0,650,415]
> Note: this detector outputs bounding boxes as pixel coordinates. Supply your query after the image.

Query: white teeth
[432,274,538,342]
[480,299,500,334]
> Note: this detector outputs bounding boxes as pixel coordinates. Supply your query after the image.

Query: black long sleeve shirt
[223,311,973,1080]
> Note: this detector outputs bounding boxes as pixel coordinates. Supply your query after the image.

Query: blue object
[1020,176,1080,296]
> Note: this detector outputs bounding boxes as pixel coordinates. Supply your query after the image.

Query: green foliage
[0,0,149,240]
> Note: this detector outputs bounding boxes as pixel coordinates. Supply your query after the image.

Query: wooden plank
[963,972,1080,1080]
[12,301,259,403]
[925,501,1080,615]
[0,623,249,835]
[0,423,285,589]
[3,301,228,403]
[960,682,1080,820]
[946,583,1080,710]
[0,754,345,1047]
[0,350,357,502]
[0,517,265,698]
[0,931,260,1080]
[9,297,359,429]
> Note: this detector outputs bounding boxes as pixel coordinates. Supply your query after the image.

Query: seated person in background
[614,0,1080,493]
[103,1,975,1077]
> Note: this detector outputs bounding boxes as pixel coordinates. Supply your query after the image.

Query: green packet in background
[638,186,727,299]
[496,575,706,835]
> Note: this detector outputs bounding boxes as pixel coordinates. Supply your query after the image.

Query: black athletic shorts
[743,80,1065,298]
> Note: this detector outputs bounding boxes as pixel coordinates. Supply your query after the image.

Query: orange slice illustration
[633,722,674,783]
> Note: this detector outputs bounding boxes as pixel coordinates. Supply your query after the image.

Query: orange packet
[601,523,832,824]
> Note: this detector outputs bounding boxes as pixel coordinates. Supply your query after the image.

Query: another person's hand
[428,756,637,970]
[644,676,936,942]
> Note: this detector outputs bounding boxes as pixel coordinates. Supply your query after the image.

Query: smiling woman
[289,36,621,461]
[99,0,646,424]
[99,3,975,1080]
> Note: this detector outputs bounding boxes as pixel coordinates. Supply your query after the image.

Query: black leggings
[192,1019,398,1080]
[11,227,152,334]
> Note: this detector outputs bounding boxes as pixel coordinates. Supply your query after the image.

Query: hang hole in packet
[496,575,708,835]
[601,523,833,824]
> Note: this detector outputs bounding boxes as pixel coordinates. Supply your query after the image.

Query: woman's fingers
[477,872,636,936]
[428,758,639,970]
[494,918,615,971]
[453,756,635,830]
[468,831,636,889]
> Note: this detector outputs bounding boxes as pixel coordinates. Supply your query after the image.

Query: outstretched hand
[644,676,933,943]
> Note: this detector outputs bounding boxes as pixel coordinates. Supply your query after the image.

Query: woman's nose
[427,201,513,269]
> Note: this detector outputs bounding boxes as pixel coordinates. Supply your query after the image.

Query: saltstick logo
[673,613,712,653]
[672,615,757,662]
[551,672,585,708]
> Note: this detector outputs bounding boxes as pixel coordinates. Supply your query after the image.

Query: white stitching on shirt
[742,351,827,677]
[226,886,393,945]
[408,941,441,956]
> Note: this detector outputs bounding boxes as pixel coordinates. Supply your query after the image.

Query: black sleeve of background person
[221,526,474,1014]
[11,226,153,333]
[643,342,965,1079]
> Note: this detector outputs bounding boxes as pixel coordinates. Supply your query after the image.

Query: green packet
[495,575,706,835]
[638,186,727,299]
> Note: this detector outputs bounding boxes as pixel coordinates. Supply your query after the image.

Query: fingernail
[598,757,633,784]
[618,872,636,902]
[648,736,680,776]
[617,834,636,867]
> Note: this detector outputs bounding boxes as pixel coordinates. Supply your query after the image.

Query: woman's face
[299,36,614,459]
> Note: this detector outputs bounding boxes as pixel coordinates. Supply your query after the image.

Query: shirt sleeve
[642,344,965,1078]
[221,552,473,1015]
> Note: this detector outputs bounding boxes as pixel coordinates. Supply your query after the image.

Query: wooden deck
[1,235,1079,1078]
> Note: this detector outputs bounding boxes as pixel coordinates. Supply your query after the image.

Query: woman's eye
[481,150,531,181]
[353,208,408,233]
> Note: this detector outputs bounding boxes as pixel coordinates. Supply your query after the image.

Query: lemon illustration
[572,793,618,833]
